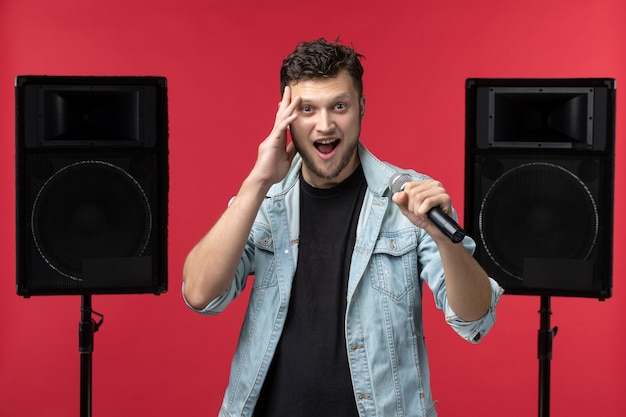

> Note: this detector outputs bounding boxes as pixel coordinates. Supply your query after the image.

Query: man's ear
[360,96,366,120]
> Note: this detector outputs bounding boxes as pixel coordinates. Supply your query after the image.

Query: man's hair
[280,38,365,97]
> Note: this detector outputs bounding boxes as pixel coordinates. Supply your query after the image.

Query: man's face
[288,70,366,189]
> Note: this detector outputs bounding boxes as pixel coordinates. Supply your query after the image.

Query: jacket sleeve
[417,214,504,344]
[182,232,256,316]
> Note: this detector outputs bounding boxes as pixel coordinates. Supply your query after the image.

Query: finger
[274,112,298,135]
[277,86,301,116]
[277,108,300,136]
[403,180,450,215]
[272,97,300,141]
[275,89,300,122]
[278,85,291,109]
[283,95,301,117]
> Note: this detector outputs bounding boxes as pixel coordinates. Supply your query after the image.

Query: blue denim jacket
[186,143,503,417]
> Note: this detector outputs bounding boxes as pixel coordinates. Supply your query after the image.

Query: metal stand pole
[538,296,558,417]
[79,295,103,417]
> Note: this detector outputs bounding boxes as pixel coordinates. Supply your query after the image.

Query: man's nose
[316,110,335,132]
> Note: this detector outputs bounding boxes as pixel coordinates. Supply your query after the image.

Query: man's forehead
[289,73,357,99]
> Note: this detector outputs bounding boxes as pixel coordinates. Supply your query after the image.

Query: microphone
[389,172,465,244]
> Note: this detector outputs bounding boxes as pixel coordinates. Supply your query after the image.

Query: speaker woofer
[479,162,598,280]
[32,160,152,281]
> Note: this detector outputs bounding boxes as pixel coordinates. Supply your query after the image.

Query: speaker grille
[479,162,598,280]
[31,160,152,281]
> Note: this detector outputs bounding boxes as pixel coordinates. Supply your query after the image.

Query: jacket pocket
[367,231,419,301]
[251,224,278,290]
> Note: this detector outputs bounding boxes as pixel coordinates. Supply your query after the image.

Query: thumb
[392,191,409,214]
[392,191,426,228]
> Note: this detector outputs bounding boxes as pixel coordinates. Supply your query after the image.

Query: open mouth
[314,138,340,155]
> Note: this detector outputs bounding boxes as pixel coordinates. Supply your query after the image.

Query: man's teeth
[315,139,339,154]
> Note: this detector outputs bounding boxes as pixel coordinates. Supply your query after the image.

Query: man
[183,38,503,417]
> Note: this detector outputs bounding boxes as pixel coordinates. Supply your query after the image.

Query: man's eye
[335,103,346,110]
[302,105,313,113]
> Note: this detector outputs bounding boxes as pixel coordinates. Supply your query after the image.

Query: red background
[1,1,625,416]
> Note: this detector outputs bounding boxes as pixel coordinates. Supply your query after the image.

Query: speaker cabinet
[16,76,169,297]
[465,78,615,299]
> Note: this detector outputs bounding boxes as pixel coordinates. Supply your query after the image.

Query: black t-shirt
[254,166,366,417]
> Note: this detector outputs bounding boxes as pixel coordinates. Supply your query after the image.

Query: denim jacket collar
[267,142,397,199]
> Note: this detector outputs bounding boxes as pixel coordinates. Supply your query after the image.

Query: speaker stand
[538,296,558,417]
[79,295,103,417]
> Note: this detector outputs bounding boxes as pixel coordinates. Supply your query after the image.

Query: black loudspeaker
[16,76,169,297]
[465,78,615,299]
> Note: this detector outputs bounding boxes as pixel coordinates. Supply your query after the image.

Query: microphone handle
[427,206,465,244]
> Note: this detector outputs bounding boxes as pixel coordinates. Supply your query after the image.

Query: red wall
[1,1,625,416]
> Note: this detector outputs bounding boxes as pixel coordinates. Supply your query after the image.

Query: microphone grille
[389,173,414,194]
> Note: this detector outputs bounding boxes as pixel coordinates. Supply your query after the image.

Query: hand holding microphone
[389,173,465,244]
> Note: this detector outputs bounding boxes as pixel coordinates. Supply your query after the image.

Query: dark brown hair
[280,38,365,97]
